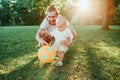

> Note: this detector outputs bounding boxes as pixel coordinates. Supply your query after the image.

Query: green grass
[0,25,120,80]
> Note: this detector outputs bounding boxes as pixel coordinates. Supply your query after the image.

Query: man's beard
[49,20,56,25]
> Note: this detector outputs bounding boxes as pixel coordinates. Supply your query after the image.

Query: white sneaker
[56,61,63,66]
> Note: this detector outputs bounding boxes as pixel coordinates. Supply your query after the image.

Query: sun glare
[75,0,91,12]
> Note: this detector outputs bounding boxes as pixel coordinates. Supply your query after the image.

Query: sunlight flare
[75,0,91,12]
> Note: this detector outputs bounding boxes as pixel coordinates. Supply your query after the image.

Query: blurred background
[0,0,120,26]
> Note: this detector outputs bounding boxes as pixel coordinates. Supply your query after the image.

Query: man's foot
[56,61,63,66]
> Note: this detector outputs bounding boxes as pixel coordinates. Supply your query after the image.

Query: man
[35,5,76,47]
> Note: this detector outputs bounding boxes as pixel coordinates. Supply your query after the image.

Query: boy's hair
[56,15,67,25]
[45,5,58,15]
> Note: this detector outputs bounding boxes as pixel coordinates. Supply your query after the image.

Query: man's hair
[45,5,58,15]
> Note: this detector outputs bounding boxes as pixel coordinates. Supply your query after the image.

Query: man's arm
[60,29,74,47]
[68,26,77,40]
[35,28,48,47]
[35,17,50,47]
[63,15,76,40]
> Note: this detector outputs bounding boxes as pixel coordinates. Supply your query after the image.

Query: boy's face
[56,22,66,31]
[47,11,57,25]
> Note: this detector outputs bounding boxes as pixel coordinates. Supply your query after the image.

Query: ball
[37,46,56,63]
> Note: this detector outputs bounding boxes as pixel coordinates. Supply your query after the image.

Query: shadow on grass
[0,56,50,80]
[0,39,37,61]
[85,47,107,80]
[103,30,120,48]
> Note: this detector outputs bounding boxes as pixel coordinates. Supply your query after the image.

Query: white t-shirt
[40,15,69,32]
[50,28,73,43]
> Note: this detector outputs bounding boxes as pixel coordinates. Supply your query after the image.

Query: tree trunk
[0,19,2,29]
[102,0,109,30]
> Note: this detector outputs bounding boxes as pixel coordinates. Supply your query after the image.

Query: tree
[0,9,1,29]
[0,0,53,26]
[102,0,109,30]
[101,0,120,29]
[0,19,1,29]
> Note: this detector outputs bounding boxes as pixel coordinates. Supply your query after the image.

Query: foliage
[55,0,120,25]
[0,0,120,25]
[1,1,13,26]
[0,0,53,26]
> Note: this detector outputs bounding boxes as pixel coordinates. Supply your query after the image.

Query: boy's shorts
[52,43,68,53]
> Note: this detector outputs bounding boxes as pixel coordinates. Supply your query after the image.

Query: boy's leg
[56,45,69,66]
[58,51,65,62]
[56,51,65,66]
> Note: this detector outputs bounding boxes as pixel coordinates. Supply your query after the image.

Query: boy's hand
[39,29,45,37]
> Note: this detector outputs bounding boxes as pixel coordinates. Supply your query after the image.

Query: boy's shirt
[50,28,73,43]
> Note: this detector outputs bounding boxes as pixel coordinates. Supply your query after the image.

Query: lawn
[0,25,120,80]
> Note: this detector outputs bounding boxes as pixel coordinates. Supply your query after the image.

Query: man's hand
[36,41,50,48]
[60,39,72,47]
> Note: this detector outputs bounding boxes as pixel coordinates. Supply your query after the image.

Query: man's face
[47,11,57,25]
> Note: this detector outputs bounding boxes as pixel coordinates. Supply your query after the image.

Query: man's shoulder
[58,15,63,17]
[40,17,49,28]
[41,17,49,24]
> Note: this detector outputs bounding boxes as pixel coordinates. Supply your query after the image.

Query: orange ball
[37,46,56,63]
